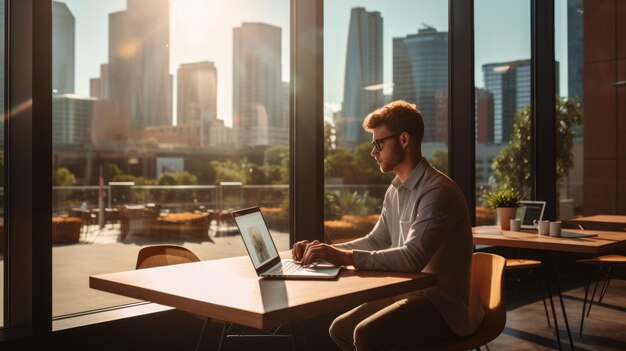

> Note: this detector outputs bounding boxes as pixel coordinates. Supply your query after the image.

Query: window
[474,0,532,225]
[323,0,448,244]
[51,0,290,318]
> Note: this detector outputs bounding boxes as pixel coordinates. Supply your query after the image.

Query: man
[292,100,484,350]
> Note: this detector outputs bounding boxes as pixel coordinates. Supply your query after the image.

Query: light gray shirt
[334,157,484,337]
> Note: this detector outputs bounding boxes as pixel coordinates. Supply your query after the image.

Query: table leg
[541,262,562,350]
[544,252,575,351]
[195,318,228,351]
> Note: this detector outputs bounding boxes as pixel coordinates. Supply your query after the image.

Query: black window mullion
[290,0,324,245]
[449,0,476,224]
[531,0,557,219]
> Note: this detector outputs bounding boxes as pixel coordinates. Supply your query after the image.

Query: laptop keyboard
[271,260,301,274]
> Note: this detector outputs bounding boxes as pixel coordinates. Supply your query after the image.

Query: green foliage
[430,150,448,175]
[324,190,380,219]
[484,188,522,209]
[53,167,77,186]
[158,171,198,185]
[491,97,583,199]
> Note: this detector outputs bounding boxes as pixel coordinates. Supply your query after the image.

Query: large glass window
[555,0,583,219]
[323,1,449,244]
[474,0,532,226]
[51,0,290,317]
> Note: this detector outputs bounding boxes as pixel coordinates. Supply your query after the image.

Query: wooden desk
[473,225,626,254]
[562,215,626,232]
[89,254,437,331]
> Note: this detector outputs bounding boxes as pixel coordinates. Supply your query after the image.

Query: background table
[562,215,626,232]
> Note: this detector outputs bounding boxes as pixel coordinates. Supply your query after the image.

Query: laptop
[231,206,342,280]
[516,200,547,229]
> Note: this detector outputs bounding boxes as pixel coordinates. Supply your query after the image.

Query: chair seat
[505,258,542,270]
[577,254,626,266]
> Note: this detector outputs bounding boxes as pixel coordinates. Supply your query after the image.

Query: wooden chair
[424,252,506,351]
[136,244,201,269]
[135,245,226,350]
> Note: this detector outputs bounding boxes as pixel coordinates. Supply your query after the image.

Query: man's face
[370,125,404,173]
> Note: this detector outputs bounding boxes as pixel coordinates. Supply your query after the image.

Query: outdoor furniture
[52,216,82,244]
[119,205,210,241]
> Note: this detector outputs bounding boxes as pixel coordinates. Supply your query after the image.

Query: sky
[62,0,570,127]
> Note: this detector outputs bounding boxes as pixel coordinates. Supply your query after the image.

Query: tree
[491,97,583,199]
[53,167,77,186]
[430,150,448,175]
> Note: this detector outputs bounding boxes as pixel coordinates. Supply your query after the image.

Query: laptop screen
[517,200,546,228]
[232,208,280,269]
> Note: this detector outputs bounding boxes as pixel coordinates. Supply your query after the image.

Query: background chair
[136,244,201,269]
[423,252,506,351]
[577,254,626,335]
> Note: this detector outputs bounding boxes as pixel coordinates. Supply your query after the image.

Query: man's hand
[298,241,354,267]
[292,240,319,261]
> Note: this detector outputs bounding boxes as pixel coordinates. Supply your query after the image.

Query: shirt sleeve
[332,206,392,251]
[350,185,460,272]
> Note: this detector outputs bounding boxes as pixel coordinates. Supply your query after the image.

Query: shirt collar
[391,156,428,190]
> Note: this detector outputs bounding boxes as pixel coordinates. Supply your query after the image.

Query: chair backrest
[471,252,507,338]
[135,244,200,269]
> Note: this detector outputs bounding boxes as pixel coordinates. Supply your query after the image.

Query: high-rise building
[53,1,75,95]
[393,26,448,142]
[483,59,560,144]
[90,64,110,99]
[177,62,217,125]
[568,0,583,104]
[475,88,494,144]
[232,22,284,146]
[336,7,383,149]
[108,0,172,130]
[53,95,95,146]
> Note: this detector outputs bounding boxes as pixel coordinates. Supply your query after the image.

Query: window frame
[0,0,559,344]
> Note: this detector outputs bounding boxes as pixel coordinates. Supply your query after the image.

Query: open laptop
[231,206,342,280]
[516,200,547,229]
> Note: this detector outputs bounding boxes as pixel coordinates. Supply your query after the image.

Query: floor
[482,256,626,351]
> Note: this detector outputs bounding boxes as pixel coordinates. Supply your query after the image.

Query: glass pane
[0,0,5,328]
[52,0,290,317]
[555,0,583,220]
[474,0,532,226]
[323,1,449,244]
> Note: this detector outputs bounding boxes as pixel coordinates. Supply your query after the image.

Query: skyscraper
[337,7,383,149]
[393,26,448,142]
[177,62,217,125]
[232,22,284,146]
[568,0,583,104]
[52,1,75,95]
[483,59,560,144]
[475,88,494,144]
[483,60,529,144]
[108,0,172,130]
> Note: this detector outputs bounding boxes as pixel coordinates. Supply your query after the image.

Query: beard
[377,144,405,173]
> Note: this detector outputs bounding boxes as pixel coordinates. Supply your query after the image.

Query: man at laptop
[292,100,484,350]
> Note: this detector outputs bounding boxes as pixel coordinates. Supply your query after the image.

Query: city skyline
[62,0,572,128]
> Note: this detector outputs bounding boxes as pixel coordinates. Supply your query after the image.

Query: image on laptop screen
[233,209,279,269]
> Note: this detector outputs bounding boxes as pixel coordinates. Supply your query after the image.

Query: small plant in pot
[484,188,522,230]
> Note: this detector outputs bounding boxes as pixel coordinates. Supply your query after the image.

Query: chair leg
[587,266,605,318]
[195,318,211,351]
[540,284,552,328]
[598,266,613,304]
[579,266,594,336]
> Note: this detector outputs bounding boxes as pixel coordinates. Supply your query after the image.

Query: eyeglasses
[371,133,400,152]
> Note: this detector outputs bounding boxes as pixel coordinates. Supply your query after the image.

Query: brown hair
[362,100,424,143]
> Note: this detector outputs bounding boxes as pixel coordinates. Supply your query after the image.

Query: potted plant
[484,188,522,230]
